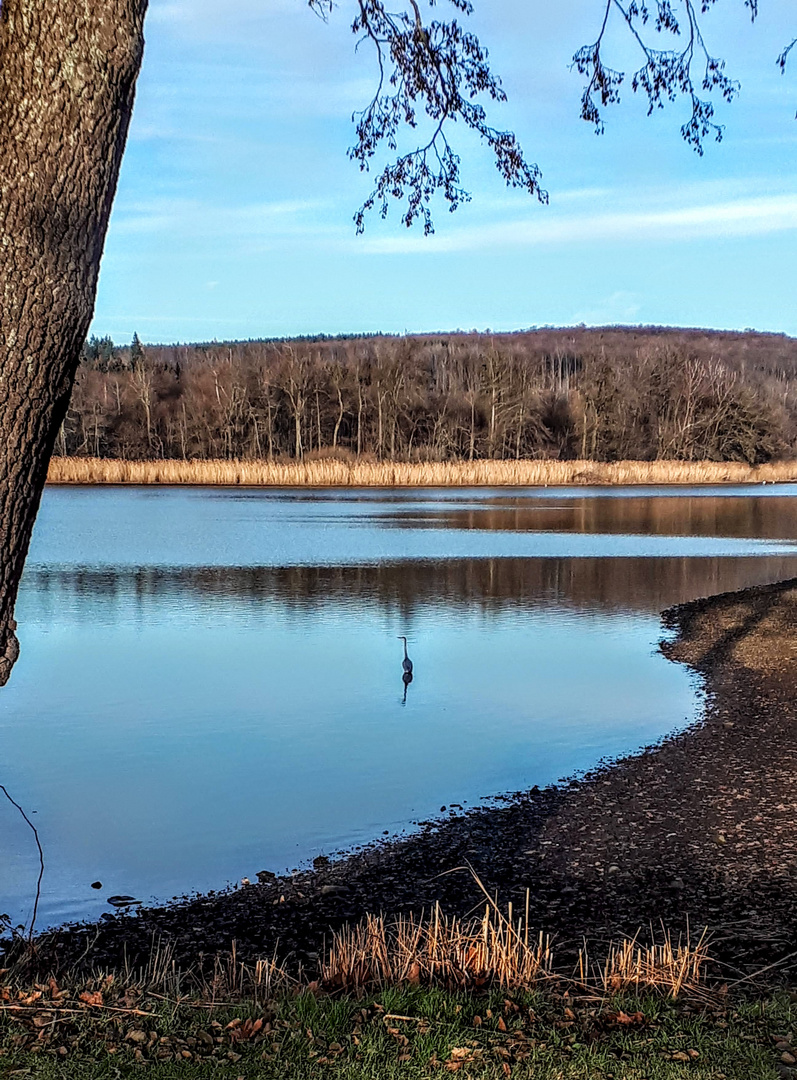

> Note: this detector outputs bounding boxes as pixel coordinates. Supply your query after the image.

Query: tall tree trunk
[0,0,147,684]
[332,387,344,450]
[356,380,363,458]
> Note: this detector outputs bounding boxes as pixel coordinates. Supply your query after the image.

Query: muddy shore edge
[13,577,797,982]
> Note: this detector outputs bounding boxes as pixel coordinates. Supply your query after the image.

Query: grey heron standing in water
[398,636,413,675]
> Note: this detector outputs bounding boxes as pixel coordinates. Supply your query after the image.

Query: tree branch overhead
[309,0,793,231]
[573,0,794,154]
[311,0,547,233]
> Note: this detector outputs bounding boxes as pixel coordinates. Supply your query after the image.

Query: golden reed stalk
[579,927,710,998]
[320,904,707,997]
[321,904,554,993]
[46,456,797,487]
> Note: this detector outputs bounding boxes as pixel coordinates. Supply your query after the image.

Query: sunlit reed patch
[320,901,708,998]
[46,457,797,487]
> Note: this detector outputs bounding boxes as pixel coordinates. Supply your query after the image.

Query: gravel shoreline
[16,577,797,981]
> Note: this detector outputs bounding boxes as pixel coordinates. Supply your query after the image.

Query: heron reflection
[401,669,413,704]
[398,635,414,705]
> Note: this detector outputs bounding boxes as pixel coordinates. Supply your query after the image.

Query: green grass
[1,984,791,1079]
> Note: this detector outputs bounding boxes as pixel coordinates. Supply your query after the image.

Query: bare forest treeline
[57,327,797,465]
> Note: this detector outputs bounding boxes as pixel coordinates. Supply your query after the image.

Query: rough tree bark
[0,0,147,684]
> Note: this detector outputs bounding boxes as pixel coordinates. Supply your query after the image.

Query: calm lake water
[3,484,797,930]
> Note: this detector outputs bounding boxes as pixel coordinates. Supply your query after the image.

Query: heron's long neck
[402,638,408,659]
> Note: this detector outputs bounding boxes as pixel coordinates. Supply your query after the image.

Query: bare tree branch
[311,0,547,233]
[778,38,797,73]
[778,35,797,116]
[0,783,44,942]
[573,1,797,153]
[308,1,793,231]
[573,0,762,154]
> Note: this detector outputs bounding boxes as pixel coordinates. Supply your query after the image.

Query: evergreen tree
[131,332,144,367]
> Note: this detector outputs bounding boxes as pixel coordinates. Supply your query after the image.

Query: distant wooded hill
[62,326,797,464]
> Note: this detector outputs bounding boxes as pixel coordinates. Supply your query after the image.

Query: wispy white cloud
[96,0,797,342]
[356,192,797,254]
[572,291,642,326]
[146,0,352,67]
[111,197,335,240]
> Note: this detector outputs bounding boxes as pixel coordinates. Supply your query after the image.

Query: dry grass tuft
[118,937,296,1007]
[2,919,709,1013]
[117,937,237,1001]
[2,935,294,1011]
[321,903,553,993]
[578,928,711,998]
[320,895,709,998]
[46,456,797,488]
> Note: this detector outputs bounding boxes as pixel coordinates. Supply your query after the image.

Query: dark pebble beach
[15,577,797,984]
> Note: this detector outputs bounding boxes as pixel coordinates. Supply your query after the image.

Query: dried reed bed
[46,456,797,487]
[126,937,295,1006]
[2,935,295,1014]
[579,929,711,998]
[321,904,552,993]
[321,904,708,998]
[2,915,709,1011]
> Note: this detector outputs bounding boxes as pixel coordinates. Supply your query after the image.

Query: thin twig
[0,1003,159,1017]
[725,949,797,989]
[0,784,44,940]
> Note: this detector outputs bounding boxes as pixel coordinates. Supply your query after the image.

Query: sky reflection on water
[2,485,796,930]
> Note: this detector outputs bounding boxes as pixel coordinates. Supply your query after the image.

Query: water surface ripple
[1,485,796,929]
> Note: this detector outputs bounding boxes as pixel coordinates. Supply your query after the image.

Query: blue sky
[92,0,797,343]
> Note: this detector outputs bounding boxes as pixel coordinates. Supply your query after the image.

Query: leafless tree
[0,0,793,682]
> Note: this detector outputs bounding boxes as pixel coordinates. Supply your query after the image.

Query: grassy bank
[6,581,797,1075]
[1,981,791,1079]
[46,456,797,487]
